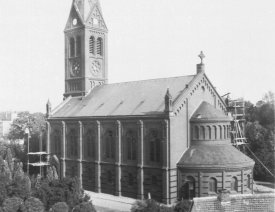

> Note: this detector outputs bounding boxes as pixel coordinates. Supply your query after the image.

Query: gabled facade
[46,0,254,204]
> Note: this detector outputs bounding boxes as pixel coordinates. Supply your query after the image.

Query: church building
[46,0,255,204]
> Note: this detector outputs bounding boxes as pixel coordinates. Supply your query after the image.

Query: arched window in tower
[231,177,238,192]
[52,129,61,157]
[70,37,75,57]
[67,129,78,158]
[148,129,161,162]
[213,126,217,139]
[89,36,95,54]
[76,36,81,56]
[209,177,217,193]
[97,37,103,56]
[104,129,115,159]
[125,129,137,161]
[207,126,211,140]
[194,126,199,140]
[84,129,96,159]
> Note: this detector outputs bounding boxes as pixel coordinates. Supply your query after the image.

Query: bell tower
[64,0,108,98]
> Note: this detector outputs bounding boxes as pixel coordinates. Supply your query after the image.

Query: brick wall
[121,166,138,198]
[82,161,96,191]
[101,164,116,195]
[143,168,163,202]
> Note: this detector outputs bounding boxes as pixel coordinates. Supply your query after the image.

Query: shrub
[24,197,45,212]
[2,196,24,212]
[174,200,192,212]
[51,202,69,212]
[73,201,97,212]
[7,173,31,199]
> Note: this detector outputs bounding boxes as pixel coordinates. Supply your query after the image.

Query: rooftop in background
[0,112,17,121]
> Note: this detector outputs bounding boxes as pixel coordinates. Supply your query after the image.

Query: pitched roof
[177,144,254,169]
[191,101,232,122]
[51,75,195,118]
[191,193,275,212]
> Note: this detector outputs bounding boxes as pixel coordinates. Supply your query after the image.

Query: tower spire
[74,0,102,21]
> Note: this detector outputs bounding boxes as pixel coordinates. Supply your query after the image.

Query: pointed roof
[74,0,101,21]
[51,75,195,118]
[191,101,232,122]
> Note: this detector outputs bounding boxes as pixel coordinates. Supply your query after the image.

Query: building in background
[0,111,17,141]
[46,0,255,204]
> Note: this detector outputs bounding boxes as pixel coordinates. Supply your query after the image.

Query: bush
[73,201,97,212]
[174,200,192,212]
[24,197,45,212]
[51,202,69,212]
[7,173,31,199]
[2,196,24,212]
[131,199,173,212]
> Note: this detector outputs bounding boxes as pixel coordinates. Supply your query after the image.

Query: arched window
[89,36,95,54]
[148,129,161,162]
[97,37,103,56]
[219,125,223,139]
[224,126,226,139]
[76,36,81,56]
[68,129,78,158]
[186,176,195,199]
[200,126,205,140]
[231,177,238,192]
[125,130,137,161]
[104,130,115,159]
[52,129,61,156]
[70,37,75,57]
[209,178,217,193]
[247,175,251,189]
[84,129,95,159]
[213,126,217,139]
[128,173,134,186]
[207,126,211,140]
[194,126,199,140]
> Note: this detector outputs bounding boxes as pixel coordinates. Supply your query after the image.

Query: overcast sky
[0,0,274,113]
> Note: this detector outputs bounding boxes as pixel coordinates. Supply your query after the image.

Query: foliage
[23,197,45,212]
[7,172,31,199]
[2,197,24,212]
[32,177,89,211]
[244,91,275,181]
[174,200,193,212]
[131,199,173,212]
[73,201,97,212]
[51,202,69,212]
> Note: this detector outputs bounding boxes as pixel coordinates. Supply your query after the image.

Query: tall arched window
[200,126,205,140]
[213,126,217,139]
[97,37,103,56]
[231,177,238,192]
[209,177,217,193]
[104,130,115,159]
[219,125,223,139]
[70,37,75,57]
[89,36,95,54]
[76,36,81,56]
[68,129,78,158]
[247,175,251,189]
[194,126,199,140]
[148,129,161,162]
[52,129,61,156]
[207,126,211,139]
[125,130,137,161]
[84,129,95,159]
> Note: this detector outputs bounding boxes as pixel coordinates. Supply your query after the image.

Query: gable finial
[198,51,205,64]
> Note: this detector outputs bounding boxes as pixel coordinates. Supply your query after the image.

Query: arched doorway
[179,176,196,200]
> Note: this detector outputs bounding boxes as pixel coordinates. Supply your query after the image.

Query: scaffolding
[226,98,247,146]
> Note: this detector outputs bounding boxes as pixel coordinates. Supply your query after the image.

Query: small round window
[72,18,78,26]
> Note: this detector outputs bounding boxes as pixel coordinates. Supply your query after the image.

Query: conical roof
[191,101,232,122]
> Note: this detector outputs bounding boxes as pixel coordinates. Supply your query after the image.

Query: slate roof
[191,193,275,212]
[51,75,195,118]
[177,144,255,169]
[191,101,232,122]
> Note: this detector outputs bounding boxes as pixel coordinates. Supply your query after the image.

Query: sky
[0,0,274,113]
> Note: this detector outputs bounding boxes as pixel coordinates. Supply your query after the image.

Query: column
[137,120,144,200]
[78,121,83,188]
[198,172,202,197]
[61,121,66,178]
[162,119,170,204]
[241,170,244,194]
[95,121,101,193]
[222,171,225,189]
[46,122,51,154]
[115,120,122,196]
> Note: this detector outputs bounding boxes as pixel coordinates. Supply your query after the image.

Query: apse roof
[177,144,254,169]
[51,75,195,118]
[191,101,232,122]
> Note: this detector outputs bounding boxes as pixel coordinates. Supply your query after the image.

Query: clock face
[70,61,81,77]
[90,60,101,77]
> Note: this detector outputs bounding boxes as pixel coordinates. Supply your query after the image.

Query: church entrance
[179,176,195,200]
